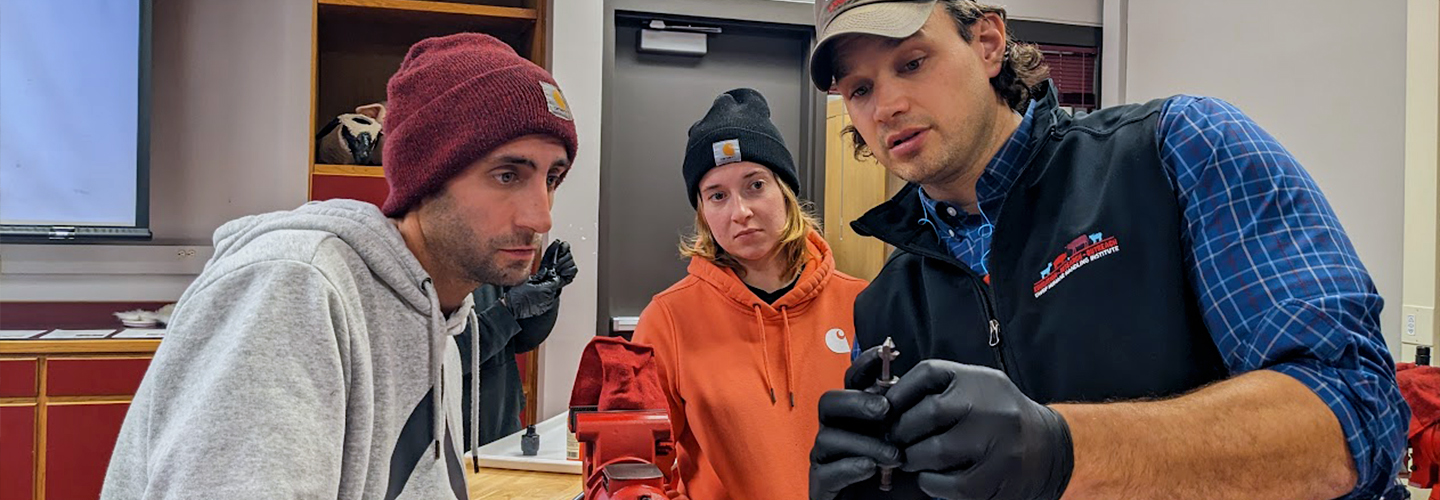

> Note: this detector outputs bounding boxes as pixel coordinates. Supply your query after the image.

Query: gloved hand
[505,240,577,319]
[539,239,578,286]
[885,360,1074,500]
[810,346,909,500]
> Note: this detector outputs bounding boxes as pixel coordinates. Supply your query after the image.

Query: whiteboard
[0,0,145,230]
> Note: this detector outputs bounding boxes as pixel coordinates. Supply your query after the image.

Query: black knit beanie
[683,88,800,208]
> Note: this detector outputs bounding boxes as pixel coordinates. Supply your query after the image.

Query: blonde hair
[679,180,822,281]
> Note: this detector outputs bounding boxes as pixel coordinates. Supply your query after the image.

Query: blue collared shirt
[916,96,1407,498]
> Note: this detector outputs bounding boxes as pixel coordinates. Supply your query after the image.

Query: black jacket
[851,82,1228,405]
[457,285,559,448]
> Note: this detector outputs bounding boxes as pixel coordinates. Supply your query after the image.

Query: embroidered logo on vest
[1033,231,1121,298]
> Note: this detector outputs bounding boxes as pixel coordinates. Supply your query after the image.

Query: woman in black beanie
[631,88,869,499]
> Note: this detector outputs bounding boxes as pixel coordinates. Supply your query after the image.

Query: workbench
[466,459,583,499]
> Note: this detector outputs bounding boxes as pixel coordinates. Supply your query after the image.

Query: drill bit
[877,337,898,492]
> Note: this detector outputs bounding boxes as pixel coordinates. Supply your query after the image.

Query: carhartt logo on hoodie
[824,328,850,354]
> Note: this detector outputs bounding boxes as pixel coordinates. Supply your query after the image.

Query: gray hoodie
[102,199,482,499]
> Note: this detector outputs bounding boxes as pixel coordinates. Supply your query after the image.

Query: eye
[546,175,561,187]
[848,83,871,99]
[900,56,925,73]
[750,180,765,191]
[709,191,726,202]
[496,171,518,184]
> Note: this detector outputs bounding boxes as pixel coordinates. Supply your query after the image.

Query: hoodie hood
[212,199,435,313]
[684,229,838,406]
[685,229,837,315]
[212,199,473,460]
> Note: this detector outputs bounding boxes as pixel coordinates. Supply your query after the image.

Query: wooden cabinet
[0,341,159,500]
[824,98,902,281]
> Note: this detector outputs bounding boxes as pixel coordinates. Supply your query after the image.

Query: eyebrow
[700,169,767,193]
[496,156,538,170]
[496,156,571,170]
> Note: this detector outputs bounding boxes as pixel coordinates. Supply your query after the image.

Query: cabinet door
[0,405,36,500]
[46,358,149,397]
[45,402,129,500]
[0,358,38,397]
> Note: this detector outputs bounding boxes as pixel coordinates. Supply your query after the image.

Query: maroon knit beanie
[381,33,579,216]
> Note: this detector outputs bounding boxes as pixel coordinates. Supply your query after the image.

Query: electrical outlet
[1400,305,1434,347]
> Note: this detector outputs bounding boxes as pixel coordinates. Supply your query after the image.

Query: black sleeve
[510,301,559,354]
[460,285,523,375]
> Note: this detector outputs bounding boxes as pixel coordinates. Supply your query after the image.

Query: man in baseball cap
[808,2,1408,500]
[103,33,579,499]
[809,0,938,92]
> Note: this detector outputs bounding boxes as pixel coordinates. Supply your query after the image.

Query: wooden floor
[465,459,583,499]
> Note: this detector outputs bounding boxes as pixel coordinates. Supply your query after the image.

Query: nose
[515,178,553,235]
[870,76,909,125]
[731,197,754,225]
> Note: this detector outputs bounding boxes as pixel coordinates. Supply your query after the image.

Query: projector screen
[0,0,151,240]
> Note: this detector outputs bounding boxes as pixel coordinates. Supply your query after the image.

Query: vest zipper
[977,119,1059,388]
[969,273,1009,376]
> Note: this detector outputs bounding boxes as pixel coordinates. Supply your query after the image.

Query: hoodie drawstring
[779,307,796,408]
[468,308,481,472]
[751,305,777,404]
[422,279,445,460]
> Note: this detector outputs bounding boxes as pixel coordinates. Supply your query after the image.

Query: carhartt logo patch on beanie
[540,81,573,121]
[683,88,799,208]
[380,33,579,217]
[713,139,742,166]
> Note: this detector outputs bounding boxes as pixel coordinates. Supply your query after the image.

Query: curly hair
[840,0,1050,159]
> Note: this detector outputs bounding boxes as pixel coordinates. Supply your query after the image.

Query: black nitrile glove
[505,240,577,319]
[886,360,1074,500]
[541,239,578,286]
[810,346,923,500]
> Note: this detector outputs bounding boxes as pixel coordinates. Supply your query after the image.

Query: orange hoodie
[633,230,867,500]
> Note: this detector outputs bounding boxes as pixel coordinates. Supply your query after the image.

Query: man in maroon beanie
[102,33,577,499]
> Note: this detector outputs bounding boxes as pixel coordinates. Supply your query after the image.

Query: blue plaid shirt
[917,96,1408,497]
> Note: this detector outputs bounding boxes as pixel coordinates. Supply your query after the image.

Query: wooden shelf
[318,0,536,20]
[313,164,386,178]
[313,0,538,129]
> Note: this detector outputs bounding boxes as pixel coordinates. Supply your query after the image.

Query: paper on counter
[472,413,582,474]
[42,329,117,339]
[0,330,47,339]
[113,329,166,339]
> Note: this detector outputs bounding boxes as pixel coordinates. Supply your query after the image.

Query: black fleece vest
[851,84,1228,404]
